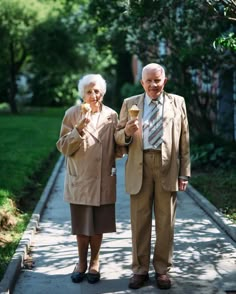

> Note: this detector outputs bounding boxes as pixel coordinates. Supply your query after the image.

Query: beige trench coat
[56,104,122,206]
[115,92,191,195]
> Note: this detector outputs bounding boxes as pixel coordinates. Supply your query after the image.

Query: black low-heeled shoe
[87,272,100,284]
[71,270,86,283]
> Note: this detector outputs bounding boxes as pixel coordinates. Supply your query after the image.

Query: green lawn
[0,107,66,280]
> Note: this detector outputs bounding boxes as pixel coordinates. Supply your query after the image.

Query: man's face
[141,68,167,99]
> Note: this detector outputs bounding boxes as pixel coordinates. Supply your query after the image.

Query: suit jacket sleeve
[179,98,191,178]
[114,99,130,146]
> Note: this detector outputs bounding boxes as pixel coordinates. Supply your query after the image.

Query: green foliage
[213,32,236,51]
[120,82,144,99]
[30,19,82,72]
[0,190,11,207]
[191,141,236,170]
[0,0,46,40]
[0,0,48,109]
[87,1,134,105]
[88,0,129,51]
[191,169,236,222]
[206,0,236,22]
[28,1,117,107]
[191,139,236,223]
[86,0,235,138]
[0,0,113,111]
[29,71,79,107]
[205,1,236,54]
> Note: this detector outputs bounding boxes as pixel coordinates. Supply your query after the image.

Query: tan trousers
[130,151,177,275]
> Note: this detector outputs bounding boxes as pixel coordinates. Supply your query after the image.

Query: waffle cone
[81,103,91,114]
[128,109,140,119]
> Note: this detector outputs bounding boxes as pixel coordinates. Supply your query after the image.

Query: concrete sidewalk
[2,156,236,294]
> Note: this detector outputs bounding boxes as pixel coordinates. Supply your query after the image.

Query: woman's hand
[75,117,90,135]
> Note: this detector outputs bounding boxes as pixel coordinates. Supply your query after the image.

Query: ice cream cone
[81,103,91,118]
[128,105,140,119]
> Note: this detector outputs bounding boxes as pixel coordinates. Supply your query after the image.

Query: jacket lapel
[96,105,112,131]
[162,92,175,146]
[85,104,111,141]
[130,94,145,149]
[163,92,174,128]
[85,120,98,137]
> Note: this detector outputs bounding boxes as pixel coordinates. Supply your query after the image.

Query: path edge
[0,155,65,294]
[186,184,236,243]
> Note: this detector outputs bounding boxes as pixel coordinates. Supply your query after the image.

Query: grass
[0,106,66,280]
[190,168,236,222]
[190,142,236,223]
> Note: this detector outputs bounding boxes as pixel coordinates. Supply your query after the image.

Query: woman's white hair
[78,74,106,98]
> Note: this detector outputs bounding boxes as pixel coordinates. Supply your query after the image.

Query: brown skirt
[70,203,116,236]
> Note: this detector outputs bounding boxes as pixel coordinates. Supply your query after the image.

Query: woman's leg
[89,234,103,273]
[75,234,89,272]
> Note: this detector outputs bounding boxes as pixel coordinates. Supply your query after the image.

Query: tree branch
[206,0,236,21]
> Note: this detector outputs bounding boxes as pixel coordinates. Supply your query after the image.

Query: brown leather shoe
[128,274,149,289]
[155,273,171,289]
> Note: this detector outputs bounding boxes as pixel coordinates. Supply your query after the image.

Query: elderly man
[115,63,191,290]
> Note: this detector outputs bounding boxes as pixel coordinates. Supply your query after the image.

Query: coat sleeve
[179,99,191,178]
[56,109,84,157]
[112,111,128,157]
[114,99,130,146]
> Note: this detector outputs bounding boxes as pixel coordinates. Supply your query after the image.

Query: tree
[87,0,134,108]
[206,0,236,51]
[122,1,235,138]
[29,0,117,107]
[0,0,47,113]
[206,0,236,21]
[0,0,114,112]
[29,11,89,106]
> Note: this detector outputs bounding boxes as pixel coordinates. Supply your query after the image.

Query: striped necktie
[148,100,163,148]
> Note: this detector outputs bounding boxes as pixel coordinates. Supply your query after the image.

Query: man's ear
[164,77,168,85]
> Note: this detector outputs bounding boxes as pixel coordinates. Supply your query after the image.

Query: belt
[143,149,161,153]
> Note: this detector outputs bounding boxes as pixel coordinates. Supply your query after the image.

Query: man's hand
[178,179,188,191]
[124,118,139,137]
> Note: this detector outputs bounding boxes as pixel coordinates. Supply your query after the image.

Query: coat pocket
[67,174,90,192]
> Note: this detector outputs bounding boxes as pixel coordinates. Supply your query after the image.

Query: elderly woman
[56,74,122,284]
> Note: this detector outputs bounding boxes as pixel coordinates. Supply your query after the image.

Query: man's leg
[152,152,177,289]
[130,152,155,274]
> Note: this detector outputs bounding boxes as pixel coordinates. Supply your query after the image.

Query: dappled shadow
[13,157,236,294]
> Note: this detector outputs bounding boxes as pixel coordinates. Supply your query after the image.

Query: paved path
[11,157,236,294]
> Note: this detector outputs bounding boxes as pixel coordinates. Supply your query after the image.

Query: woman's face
[83,82,103,107]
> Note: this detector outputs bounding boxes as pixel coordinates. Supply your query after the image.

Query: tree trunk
[9,41,18,114]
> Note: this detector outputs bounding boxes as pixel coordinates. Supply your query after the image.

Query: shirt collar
[145,92,164,105]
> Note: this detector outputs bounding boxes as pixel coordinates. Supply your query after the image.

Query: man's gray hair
[78,74,106,98]
[142,63,166,79]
